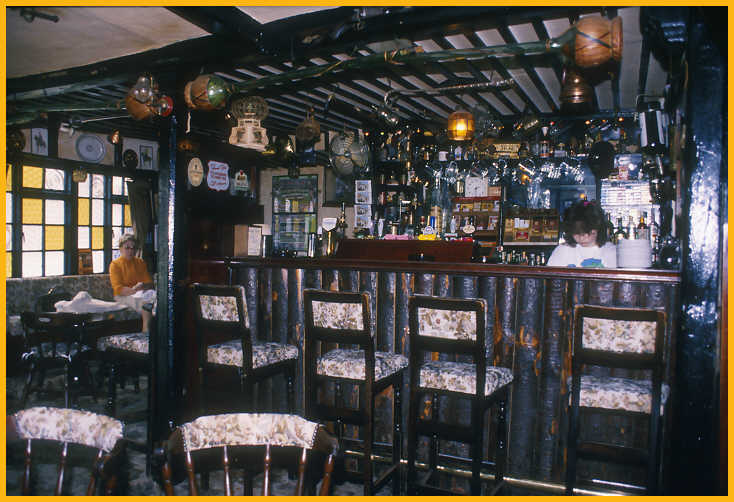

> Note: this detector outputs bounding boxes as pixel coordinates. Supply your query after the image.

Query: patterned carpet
[6,365,386,496]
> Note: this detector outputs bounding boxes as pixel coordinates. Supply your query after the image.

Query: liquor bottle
[415,215,426,237]
[428,176,443,238]
[605,213,615,242]
[626,216,636,241]
[612,217,628,243]
[636,212,650,241]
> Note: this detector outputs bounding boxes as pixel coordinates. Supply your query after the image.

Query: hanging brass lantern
[447,110,475,141]
[560,67,595,113]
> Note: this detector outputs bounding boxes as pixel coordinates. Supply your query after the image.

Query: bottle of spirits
[612,217,628,243]
[626,215,636,241]
[605,213,615,242]
[428,176,443,238]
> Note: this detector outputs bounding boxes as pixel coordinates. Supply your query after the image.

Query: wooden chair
[303,289,407,495]
[96,302,155,472]
[7,406,127,495]
[19,311,97,408]
[406,295,513,495]
[158,413,339,495]
[566,305,668,495]
[34,286,72,313]
[190,283,298,415]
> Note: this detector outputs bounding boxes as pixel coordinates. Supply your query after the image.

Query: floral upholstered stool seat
[8,406,126,495]
[98,332,149,354]
[566,305,669,495]
[207,340,299,369]
[191,283,298,415]
[569,375,670,415]
[304,289,406,495]
[407,295,513,496]
[316,348,407,381]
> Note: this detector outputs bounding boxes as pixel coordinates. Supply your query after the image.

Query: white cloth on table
[114,289,156,314]
[54,291,126,313]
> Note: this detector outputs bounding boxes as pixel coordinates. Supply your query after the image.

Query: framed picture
[31,128,48,155]
[139,144,154,170]
[323,166,354,207]
[78,249,93,274]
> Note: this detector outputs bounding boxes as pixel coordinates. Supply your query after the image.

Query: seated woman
[110,233,154,331]
[546,200,617,268]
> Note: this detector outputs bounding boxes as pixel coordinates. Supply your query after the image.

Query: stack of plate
[617,239,652,268]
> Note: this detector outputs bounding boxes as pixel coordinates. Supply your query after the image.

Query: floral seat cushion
[207,340,298,369]
[418,360,514,396]
[317,348,408,381]
[180,413,320,452]
[12,406,123,452]
[22,342,91,361]
[97,332,149,354]
[569,375,670,414]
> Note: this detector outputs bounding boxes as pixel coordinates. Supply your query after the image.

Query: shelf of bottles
[272,174,318,256]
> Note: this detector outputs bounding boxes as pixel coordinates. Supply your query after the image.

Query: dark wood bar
[186,256,680,488]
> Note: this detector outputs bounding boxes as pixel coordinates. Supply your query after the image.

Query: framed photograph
[139,144,154,170]
[31,128,48,155]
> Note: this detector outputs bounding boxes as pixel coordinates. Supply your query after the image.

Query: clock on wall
[123,148,139,169]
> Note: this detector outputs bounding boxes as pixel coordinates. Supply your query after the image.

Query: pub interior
[4,6,726,496]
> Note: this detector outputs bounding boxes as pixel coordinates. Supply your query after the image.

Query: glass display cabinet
[272,174,318,256]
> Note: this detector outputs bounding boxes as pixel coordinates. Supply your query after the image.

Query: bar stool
[191,283,298,416]
[303,289,407,495]
[565,305,668,495]
[406,295,513,495]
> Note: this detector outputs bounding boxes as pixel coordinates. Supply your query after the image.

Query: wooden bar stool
[191,283,298,416]
[303,289,407,495]
[7,406,127,495]
[406,295,513,495]
[565,305,668,495]
[157,412,339,496]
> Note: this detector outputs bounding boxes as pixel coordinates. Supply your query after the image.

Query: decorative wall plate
[123,148,139,169]
[75,134,106,163]
[187,157,204,187]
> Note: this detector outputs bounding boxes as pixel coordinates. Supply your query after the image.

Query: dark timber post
[670,11,725,494]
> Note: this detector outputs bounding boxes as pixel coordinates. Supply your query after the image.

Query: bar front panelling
[222,260,679,485]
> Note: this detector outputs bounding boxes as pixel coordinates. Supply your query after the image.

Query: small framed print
[31,128,48,155]
[78,249,93,274]
[139,144,154,170]
[355,179,372,204]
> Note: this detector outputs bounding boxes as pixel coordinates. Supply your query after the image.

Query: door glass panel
[22,224,42,250]
[78,177,90,197]
[45,225,64,250]
[78,226,90,248]
[7,252,12,278]
[22,251,42,277]
[112,176,123,195]
[22,166,43,188]
[92,199,104,225]
[92,174,105,198]
[124,204,131,226]
[6,193,12,222]
[45,251,64,276]
[78,198,90,225]
[6,224,12,250]
[45,199,65,224]
[44,169,65,190]
[91,226,104,249]
[112,203,122,226]
[92,250,104,273]
[22,198,42,224]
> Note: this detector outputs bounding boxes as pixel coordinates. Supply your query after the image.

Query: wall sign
[206,160,230,191]
[187,157,204,187]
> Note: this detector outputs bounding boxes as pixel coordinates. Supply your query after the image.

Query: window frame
[6,152,154,278]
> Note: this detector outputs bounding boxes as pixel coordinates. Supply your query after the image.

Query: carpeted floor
[6,365,388,496]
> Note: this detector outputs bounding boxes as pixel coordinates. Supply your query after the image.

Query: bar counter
[187,254,680,488]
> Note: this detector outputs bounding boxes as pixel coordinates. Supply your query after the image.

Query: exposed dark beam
[165,7,263,53]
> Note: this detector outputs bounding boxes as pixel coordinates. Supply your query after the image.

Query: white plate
[75,134,106,163]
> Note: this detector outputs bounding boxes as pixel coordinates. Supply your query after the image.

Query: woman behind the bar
[110,233,154,331]
[546,200,617,268]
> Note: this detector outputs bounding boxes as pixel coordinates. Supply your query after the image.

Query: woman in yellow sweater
[110,233,154,331]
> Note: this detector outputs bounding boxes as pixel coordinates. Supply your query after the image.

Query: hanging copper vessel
[560,67,595,113]
[295,109,321,143]
[571,16,623,68]
[184,74,232,111]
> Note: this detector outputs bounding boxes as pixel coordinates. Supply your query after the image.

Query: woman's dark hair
[560,200,608,247]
